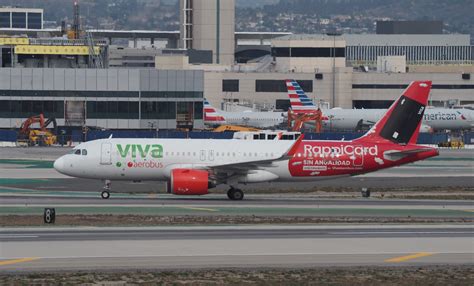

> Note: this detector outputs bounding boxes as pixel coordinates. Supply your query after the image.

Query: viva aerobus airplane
[54,81,439,200]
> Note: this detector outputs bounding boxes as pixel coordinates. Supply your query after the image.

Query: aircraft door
[208,150,214,161]
[351,145,364,167]
[200,150,206,161]
[100,143,112,165]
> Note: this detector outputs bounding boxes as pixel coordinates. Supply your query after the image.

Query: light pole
[327,32,341,108]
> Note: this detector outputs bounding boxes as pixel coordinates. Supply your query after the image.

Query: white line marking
[0,235,39,238]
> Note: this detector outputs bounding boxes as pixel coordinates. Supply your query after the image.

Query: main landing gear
[101,180,111,199]
[227,187,244,201]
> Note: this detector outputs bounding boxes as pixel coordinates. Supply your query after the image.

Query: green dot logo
[116,162,122,168]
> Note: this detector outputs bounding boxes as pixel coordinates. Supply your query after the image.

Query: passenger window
[82,149,88,156]
[74,149,81,155]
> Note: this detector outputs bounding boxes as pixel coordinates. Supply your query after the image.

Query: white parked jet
[286,80,474,132]
[55,81,439,201]
[204,100,286,128]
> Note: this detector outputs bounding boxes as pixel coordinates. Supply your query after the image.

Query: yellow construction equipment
[18,114,57,146]
[213,125,261,132]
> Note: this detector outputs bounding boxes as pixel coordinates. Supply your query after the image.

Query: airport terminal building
[0,1,473,131]
[0,68,205,130]
[201,34,473,110]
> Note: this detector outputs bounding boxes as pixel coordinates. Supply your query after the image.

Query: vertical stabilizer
[285,80,318,112]
[204,99,226,125]
[358,81,432,145]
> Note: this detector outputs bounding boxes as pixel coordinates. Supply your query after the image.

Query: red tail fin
[358,81,432,145]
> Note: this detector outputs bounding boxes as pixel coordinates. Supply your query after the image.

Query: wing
[163,135,304,183]
[206,134,304,179]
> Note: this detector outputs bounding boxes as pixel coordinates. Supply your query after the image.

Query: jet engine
[169,169,214,195]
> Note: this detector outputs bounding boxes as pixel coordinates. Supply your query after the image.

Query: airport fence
[0,130,17,142]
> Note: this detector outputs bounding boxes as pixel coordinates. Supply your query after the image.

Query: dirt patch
[1,265,473,285]
[0,214,471,227]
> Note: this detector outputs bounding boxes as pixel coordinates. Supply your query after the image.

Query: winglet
[285,134,304,157]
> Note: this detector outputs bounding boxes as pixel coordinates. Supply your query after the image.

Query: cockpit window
[74,149,81,155]
[82,149,88,156]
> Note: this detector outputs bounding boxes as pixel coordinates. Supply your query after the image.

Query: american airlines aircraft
[54,81,438,200]
[204,100,285,128]
[286,80,474,132]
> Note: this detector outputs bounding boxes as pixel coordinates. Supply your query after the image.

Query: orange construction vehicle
[288,108,323,133]
[18,114,58,146]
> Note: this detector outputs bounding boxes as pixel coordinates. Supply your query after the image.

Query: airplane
[204,99,286,128]
[286,80,474,132]
[54,81,439,201]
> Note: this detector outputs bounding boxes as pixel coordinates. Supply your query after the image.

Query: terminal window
[272,47,345,58]
[11,12,26,28]
[256,80,313,93]
[0,12,10,28]
[87,101,139,119]
[194,101,203,119]
[222,79,239,92]
[27,13,42,29]
[0,100,63,118]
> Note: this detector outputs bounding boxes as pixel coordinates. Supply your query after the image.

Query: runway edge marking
[384,252,435,263]
[180,206,219,212]
[0,257,40,266]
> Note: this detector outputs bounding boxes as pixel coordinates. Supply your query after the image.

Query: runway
[0,225,472,272]
[0,148,472,273]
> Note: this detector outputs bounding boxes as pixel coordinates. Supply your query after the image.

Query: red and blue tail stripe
[203,99,226,123]
[286,80,318,112]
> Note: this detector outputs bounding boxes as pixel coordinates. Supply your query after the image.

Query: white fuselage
[208,110,286,128]
[54,138,299,183]
[318,108,474,131]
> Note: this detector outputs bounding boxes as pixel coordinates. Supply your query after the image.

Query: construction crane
[18,114,58,146]
[66,1,104,68]
[67,1,82,40]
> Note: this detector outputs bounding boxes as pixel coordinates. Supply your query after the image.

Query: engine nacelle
[170,168,210,196]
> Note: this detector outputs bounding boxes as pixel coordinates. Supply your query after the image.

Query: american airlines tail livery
[286,80,474,132]
[54,81,438,200]
[204,100,285,128]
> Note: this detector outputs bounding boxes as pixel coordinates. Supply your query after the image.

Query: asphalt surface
[0,148,472,272]
[1,225,472,272]
[1,196,472,207]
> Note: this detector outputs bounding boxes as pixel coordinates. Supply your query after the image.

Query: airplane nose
[54,156,65,173]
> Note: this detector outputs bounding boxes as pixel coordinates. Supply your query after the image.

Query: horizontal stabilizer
[383,148,436,161]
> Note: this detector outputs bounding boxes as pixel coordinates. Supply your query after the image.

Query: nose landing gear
[227,187,244,201]
[101,180,111,199]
